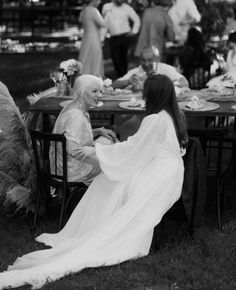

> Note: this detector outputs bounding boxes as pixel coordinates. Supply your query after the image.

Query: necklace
[75,100,91,122]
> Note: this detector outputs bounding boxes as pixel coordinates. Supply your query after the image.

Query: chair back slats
[30,129,86,230]
[54,140,57,174]
[30,130,67,183]
[185,64,211,90]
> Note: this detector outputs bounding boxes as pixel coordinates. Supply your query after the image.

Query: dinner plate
[90,101,104,108]
[201,87,233,96]
[119,101,145,111]
[101,92,142,101]
[178,101,220,112]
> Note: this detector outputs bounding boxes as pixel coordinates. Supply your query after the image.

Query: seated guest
[224,8,236,36]
[207,31,236,87]
[179,26,212,84]
[112,46,189,90]
[225,31,236,80]
[50,75,117,186]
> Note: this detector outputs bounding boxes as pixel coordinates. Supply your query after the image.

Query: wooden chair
[188,127,230,230]
[184,63,211,90]
[151,137,207,251]
[166,138,207,232]
[30,129,87,231]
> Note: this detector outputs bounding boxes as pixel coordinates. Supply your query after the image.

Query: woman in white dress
[79,0,105,77]
[0,74,187,289]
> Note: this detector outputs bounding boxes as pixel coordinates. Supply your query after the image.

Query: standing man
[102,0,141,77]
[168,0,201,45]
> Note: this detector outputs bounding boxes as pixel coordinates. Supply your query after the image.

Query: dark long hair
[143,74,188,148]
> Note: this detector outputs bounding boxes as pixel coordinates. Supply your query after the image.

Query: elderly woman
[0,74,187,289]
[50,74,117,186]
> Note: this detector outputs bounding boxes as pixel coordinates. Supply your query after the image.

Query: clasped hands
[72,128,117,161]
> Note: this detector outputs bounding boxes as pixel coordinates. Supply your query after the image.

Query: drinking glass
[50,71,63,86]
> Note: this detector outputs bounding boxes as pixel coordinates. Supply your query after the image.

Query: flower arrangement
[27,59,83,105]
[55,59,83,97]
[58,59,83,87]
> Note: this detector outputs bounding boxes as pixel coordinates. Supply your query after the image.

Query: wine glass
[49,71,62,87]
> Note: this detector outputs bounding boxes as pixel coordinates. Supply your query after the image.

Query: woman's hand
[100,127,117,142]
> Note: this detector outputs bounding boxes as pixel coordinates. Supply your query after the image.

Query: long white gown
[0,111,184,289]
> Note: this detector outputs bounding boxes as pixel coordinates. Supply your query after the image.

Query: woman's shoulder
[59,107,83,123]
[143,110,169,123]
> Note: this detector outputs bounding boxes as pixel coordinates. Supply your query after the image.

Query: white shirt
[118,63,184,83]
[226,49,236,80]
[102,3,140,36]
[168,0,201,43]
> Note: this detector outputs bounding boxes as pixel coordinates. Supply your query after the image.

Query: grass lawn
[0,203,236,290]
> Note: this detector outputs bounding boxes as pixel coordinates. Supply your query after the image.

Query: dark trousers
[109,33,131,78]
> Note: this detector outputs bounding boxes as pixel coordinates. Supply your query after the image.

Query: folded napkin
[186,95,206,109]
[128,97,145,108]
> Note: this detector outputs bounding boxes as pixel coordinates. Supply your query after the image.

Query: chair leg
[58,185,67,231]
[216,178,224,230]
[32,182,41,230]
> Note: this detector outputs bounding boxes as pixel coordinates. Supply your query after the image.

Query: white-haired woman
[50,74,117,186]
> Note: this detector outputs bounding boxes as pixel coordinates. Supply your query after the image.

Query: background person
[0,75,187,290]
[168,0,201,45]
[112,46,189,90]
[207,31,236,87]
[179,26,213,83]
[135,0,174,61]
[79,0,105,77]
[50,75,117,186]
[112,46,188,140]
[102,0,141,77]
[224,8,236,36]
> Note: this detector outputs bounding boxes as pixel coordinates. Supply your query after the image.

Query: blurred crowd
[78,0,205,78]
[78,0,236,85]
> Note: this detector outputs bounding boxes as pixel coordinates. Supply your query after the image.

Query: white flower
[103,78,112,87]
[59,59,83,77]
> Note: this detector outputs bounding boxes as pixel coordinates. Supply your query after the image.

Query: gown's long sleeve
[95,113,167,180]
